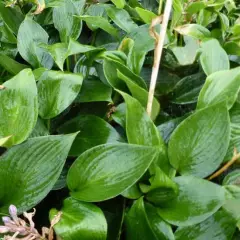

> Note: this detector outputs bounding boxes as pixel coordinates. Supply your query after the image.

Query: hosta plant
[0,0,240,239]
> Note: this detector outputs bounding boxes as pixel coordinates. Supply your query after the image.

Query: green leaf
[175,24,211,40]
[175,209,236,240]
[105,6,137,33]
[0,3,24,34]
[171,36,199,65]
[125,197,174,240]
[111,0,125,9]
[0,69,38,147]
[0,20,17,44]
[186,1,206,14]
[50,197,107,240]
[67,143,159,202]
[158,176,226,226]
[0,53,28,75]
[121,184,142,199]
[223,170,240,186]
[171,72,205,104]
[135,7,157,24]
[120,92,173,177]
[76,77,112,103]
[0,134,77,214]
[103,58,147,90]
[36,69,83,119]
[77,15,119,38]
[168,103,230,178]
[117,70,159,120]
[58,115,122,156]
[200,39,230,76]
[0,136,12,147]
[29,118,49,138]
[197,67,240,110]
[53,0,85,42]
[17,17,53,69]
[112,103,126,128]
[197,9,218,27]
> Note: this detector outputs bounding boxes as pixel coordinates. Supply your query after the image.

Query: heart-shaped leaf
[17,17,53,69]
[50,197,107,240]
[158,176,226,226]
[197,67,240,110]
[125,197,174,240]
[58,115,123,156]
[168,103,230,178]
[67,143,159,202]
[0,134,77,214]
[36,69,83,119]
[0,69,38,147]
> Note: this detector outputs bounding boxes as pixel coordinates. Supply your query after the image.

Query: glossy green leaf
[36,69,83,119]
[121,184,142,199]
[29,118,49,138]
[125,197,174,240]
[0,134,77,214]
[0,21,17,44]
[197,9,218,27]
[0,136,12,147]
[112,103,126,128]
[171,72,205,104]
[103,58,147,90]
[223,170,240,186]
[77,15,119,38]
[0,53,28,75]
[168,103,230,178]
[58,115,122,156]
[158,176,226,226]
[111,0,125,9]
[50,197,107,240]
[105,6,137,33]
[120,92,173,177]
[135,7,157,24]
[186,1,206,14]
[175,24,211,40]
[53,0,85,42]
[0,3,24,34]
[17,17,53,69]
[67,143,159,202]
[117,70,159,120]
[0,69,38,147]
[175,209,236,240]
[76,77,112,103]
[200,39,230,76]
[197,67,240,110]
[171,36,199,65]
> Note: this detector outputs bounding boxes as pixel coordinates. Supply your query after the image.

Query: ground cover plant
[0,0,240,239]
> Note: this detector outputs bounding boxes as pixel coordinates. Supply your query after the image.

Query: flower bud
[2,216,11,224]
[0,226,10,233]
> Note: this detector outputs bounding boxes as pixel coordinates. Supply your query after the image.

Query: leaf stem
[158,0,163,15]
[147,0,172,117]
[66,57,70,72]
[208,149,240,181]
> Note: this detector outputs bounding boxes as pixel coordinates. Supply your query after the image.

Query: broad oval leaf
[58,115,122,156]
[125,197,174,240]
[135,7,157,24]
[0,69,38,147]
[36,69,83,119]
[53,0,85,42]
[175,209,236,240]
[50,197,107,240]
[200,39,230,76]
[67,143,159,202]
[168,103,230,178]
[158,176,226,226]
[17,17,53,69]
[197,67,240,110]
[0,134,77,214]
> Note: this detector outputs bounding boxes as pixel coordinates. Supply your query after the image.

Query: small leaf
[58,115,122,156]
[0,69,38,147]
[175,24,211,40]
[111,0,125,9]
[197,67,240,110]
[53,0,85,42]
[17,16,53,69]
[186,1,206,14]
[36,69,83,119]
[158,176,226,226]
[168,103,230,178]
[200,39,230,76]
[50,197,107,240]
[0,136,12,147]
[0,134,77,214]
[125,197,174,240]
[105,6,138,33]
[175,209,236,240]
[135,7,157,24]
[77,15,119,38]
[67,143,159,202]
[223,170,240,186]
